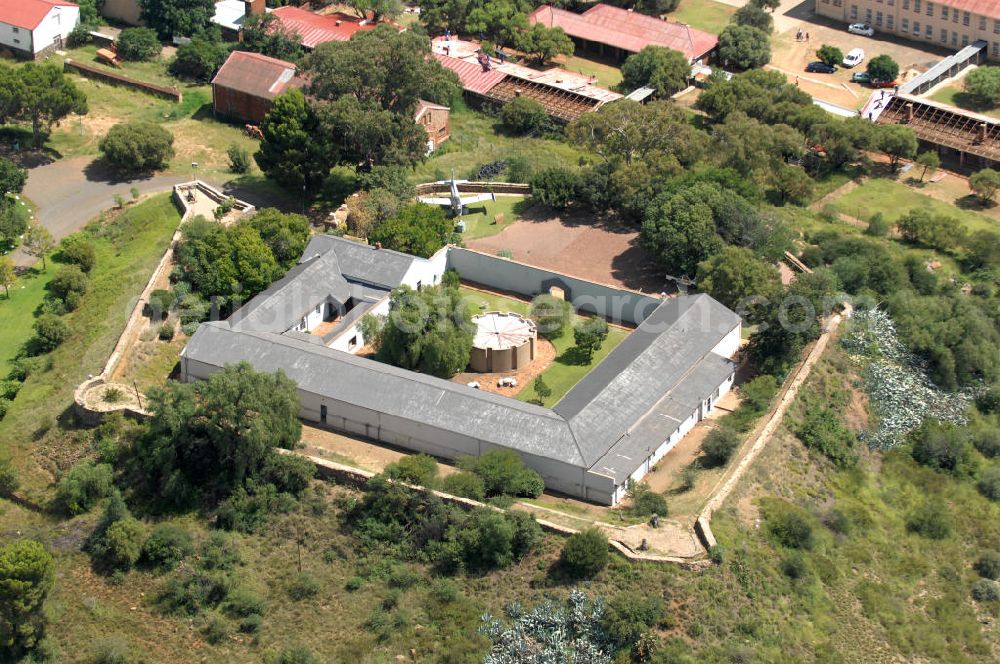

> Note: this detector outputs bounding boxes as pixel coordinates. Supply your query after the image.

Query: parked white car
[843,48,865,67]
[848,23,876,36]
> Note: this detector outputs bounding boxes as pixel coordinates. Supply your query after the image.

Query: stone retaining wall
[64,59,182,101]
[414,181,531,196]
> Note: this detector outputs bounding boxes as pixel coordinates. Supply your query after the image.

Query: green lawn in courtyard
[455,195,534,240]
[458,286,629,407]
[0,194,182,492]
[928,85,1000,119]
[553,54,624,90]
[825,177,997,233]
[669,0,736,36]
[0,261,56,374]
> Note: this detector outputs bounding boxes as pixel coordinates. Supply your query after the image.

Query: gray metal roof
[229,252,351,333]
[554,294,741,465]
[301,235,416,289]
[184,322,586,466]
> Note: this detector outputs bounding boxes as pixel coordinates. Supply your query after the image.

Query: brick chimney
[244,0,265,17]
[905,102,914,122]
[979,123,987,143]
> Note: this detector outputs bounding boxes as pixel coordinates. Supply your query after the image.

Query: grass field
[669,0,736,35]
[412,105,587,185]
[553,54,624,90]
[455,195,533,240]
[0,194,181,494]
[0,261,57,374]
[929,85,1000,119]
[458,286,629,406]
[825,177,998,233]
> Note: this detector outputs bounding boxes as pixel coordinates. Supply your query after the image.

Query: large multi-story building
[815,0,1000,59]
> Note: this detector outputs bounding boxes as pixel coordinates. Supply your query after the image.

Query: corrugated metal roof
[432,52,508,95]
[528,3,718,61]
[0,0,76,31]
[301,235,416,289]
[211,50,302,99]
[271,7,377,49]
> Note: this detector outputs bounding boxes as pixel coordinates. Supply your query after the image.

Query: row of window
[842,2,1000,33]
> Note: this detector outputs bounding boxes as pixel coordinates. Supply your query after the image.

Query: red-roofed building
[0,0,79,59]
[271,6,390,50]
[212,50,305,124]
[528,3,718,63]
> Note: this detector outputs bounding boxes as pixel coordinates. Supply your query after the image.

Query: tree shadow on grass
[954,193,994,211]
[83,157,157,184]
[555,345,591,366]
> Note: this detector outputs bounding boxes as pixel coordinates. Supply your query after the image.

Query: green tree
[242,13,304,63]
[529,167,577,209]
[441,471,486,501]
[568,100,703,168]
[141,523,193,570]
[573,317,609,362]
[130,362,302,508]
[466,0,529,46]
[712,112,805,179]
[244,209,310,268]
[418,0,473,34]
[22,223,53,270]
[641,189,723,276]
[55,461,114,515]
[0,540,55,660]
[375,284,474,378]
[255,89,329,193]
[100,518,146,570]
[227,144,251,174]
[0,157,26,197]
[517,23,573,65]
[702,426,741,466]
[866,54,900,82]
[718,24,771,70]
[815,44,844,67]
[696,246,781,313]
[876,124,917,171]
[560,528,609,579]
[458,449,544,498]
[528,293,573,338]
[17,63,88,147]
[769,163,814,205]
[733,3,773,32]
[910,419,972,474]
[385,454,439,487]
[752,0,781,10]
[117,28,161,61]
[970,168,1000,204]
[171,37,230,81]
[139,0,216,39]
[896,208,966,251]
[0,256,13,299]
[61,236,97,273]
[367,203,452,258]
[964,65,1000,105]
[49,264,88,300]
[619,45,690,97]
[499,96,549,134]
[345,0,404,21]
[32,313,69,353]
[316,95,427,170]
[533,375,552,403]
[305,25,459,113]
[915,150,940,181]
[99,122,175,173]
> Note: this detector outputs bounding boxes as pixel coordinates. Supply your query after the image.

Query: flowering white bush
[480,590,614,664]
[841,308,970,450]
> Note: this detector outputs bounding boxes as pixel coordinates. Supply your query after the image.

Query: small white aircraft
[417,174,495,216]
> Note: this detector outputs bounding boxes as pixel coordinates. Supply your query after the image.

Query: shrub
[765,502,815,549]
[528,293,573,338]
[89,635,131,664]
[171,38,229,81]
[141,523,193,570]
[906,500,951,539]
[274,646,319,664]
[384,453,439,487]
[227,144,251,174]
[100,517,146,570]
[262,453,315,496]
[158,323,175,341]
[865,212,890,237]
[0,379,19,401]
[600,591,663,648]
[440,471,486,501]
[435,508,541,573]
[54,461,114,515]
[972,428,1000,459]
[560,528,609,579]
[910,419,971,473]
[288,572,319,600]
[702,426,741,467]
[32,314,69,353]
[974,551,1000,580]
[223,585,266,619]
[976,386,1000,414]
[971,579,1000,602]
[627,482,668,517]
[458,449,544,498]
[147,289,176,318]
[200,611,229,644]
[60,236,96,272]
[99,122,175,173]
[796,408,857,468]
[49,264,88,299]
[238,613,262,633]
[977,466,1000,502]
[117,28,160,61]
[740,375,779,411]
[499,97,549,134]
[530,167,578,210]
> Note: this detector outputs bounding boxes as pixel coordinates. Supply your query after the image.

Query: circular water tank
[469,311,537,373]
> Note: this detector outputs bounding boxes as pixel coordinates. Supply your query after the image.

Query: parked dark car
[806,61,837,74]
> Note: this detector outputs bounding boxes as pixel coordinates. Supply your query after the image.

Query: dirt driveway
[466,208,665,293]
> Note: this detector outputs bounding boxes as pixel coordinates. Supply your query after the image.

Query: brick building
[414,99,450,153]
[815,0,1000,59]
[211,50,303,125]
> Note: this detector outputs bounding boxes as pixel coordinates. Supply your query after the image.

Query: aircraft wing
[458,193,496,205]
[416,196,453,206]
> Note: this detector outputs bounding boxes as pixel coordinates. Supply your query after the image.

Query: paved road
[11,157,205,268]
